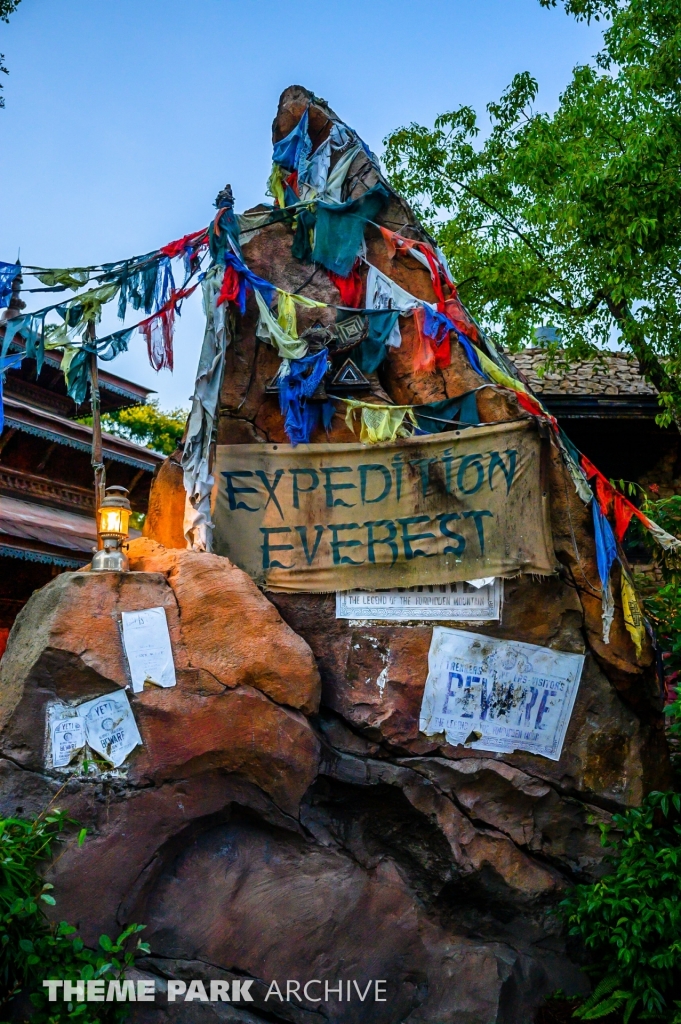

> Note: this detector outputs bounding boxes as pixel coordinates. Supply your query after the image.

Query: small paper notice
[47,690,142,769]
[48,706,86,768]
[121,606,176,693]
[336,580,502,621]
[78,691,142,767]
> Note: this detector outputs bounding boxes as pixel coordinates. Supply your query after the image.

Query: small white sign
[336,580,502,621]
[78,691,142,768]
[47,690,142,769]
[121,606,176,693]
[419,627,585,760]
[48,706,86,768]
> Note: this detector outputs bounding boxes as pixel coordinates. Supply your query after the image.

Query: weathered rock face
[0,86,671,1024]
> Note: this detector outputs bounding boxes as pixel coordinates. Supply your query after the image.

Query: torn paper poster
[336,579,502,621]
[48,705,86,768]
[78,691,142,768]
[419,627,584,760]
[121,606,176,693]
[47,690,142,769]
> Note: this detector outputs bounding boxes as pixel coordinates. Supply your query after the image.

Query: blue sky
[0,0,603,410]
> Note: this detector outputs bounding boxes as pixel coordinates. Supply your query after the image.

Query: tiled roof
[511,349,657,396]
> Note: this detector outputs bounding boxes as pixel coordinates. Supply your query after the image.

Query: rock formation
[0,87,671,1024]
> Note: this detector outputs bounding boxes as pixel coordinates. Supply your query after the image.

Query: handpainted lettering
[463,510,493,555]
[437,513,466,556]
[295,525,325,565]
[260,527,294,569]
[488,449,517,494]
[254,469,285,519]
[323,467,356,508]
[328,523,364,566]
[359,464,391,504]
[457,454,485,495]
[365,519,398,566]
[291,468,319,509]
[398,515,436,559]
[222,471,260,512]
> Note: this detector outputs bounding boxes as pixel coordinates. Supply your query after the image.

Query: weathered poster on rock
[47,690,142,769]
[48,705,86,767]
[419,627,585,760]
[213,421,554,592]
[78,691,142,767]
[121,606,176,692]
[336,578,502,621]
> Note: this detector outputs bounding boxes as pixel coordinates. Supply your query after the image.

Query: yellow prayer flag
[344,399,417,445]
[621,572,645,659]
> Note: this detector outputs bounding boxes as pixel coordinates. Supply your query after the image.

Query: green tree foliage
[0,0,22,109]
[95,400,187,457]
[383,0,681,422]
[0,809,148,1023]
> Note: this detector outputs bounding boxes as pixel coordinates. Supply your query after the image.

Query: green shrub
[0,809,148,1023]
[560,791,681,1022]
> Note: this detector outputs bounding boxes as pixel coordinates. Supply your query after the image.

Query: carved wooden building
[0,343,163,652]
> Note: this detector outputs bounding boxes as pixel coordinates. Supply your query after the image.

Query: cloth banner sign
[419,627,585,760]
[212,421,555,593]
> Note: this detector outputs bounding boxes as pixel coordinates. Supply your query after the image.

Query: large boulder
[0,87,671,1024]
[0,539,321,940]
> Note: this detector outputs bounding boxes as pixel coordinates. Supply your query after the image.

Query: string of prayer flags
[313,183,390,277]
[344,399,417,445]
[1,310,50,372]
[380,226,451,310]
[34,268,91,291]
[138,282,198,373]
[216,251,276,314]
[254,290,308,361]
[209,203,243,264]
[413,391,480,434]
[413,305,453,373]
[58,281,121,328]
[354,310,401,374]
[277,291,326,339]
[116,255,173,321]
[327,262,363,308]
[182,267,230,553]
[279,348,334,446]
[580,454,681,551]
[160,227,209,278]
[0,262,21,307]
[291,206,317,263]
[273,108,312,174]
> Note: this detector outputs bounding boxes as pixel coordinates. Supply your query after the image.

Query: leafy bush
[0,809,148,1023]
[560,792,681,1022]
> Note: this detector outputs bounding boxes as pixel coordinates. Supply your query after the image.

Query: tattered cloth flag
[0,262,21,308]
[313,183,390,277]
[344,399,417,445]
[138,283,198,373]
[592,499,617,644]
[0,351,23,431]
[279,349,334,446]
